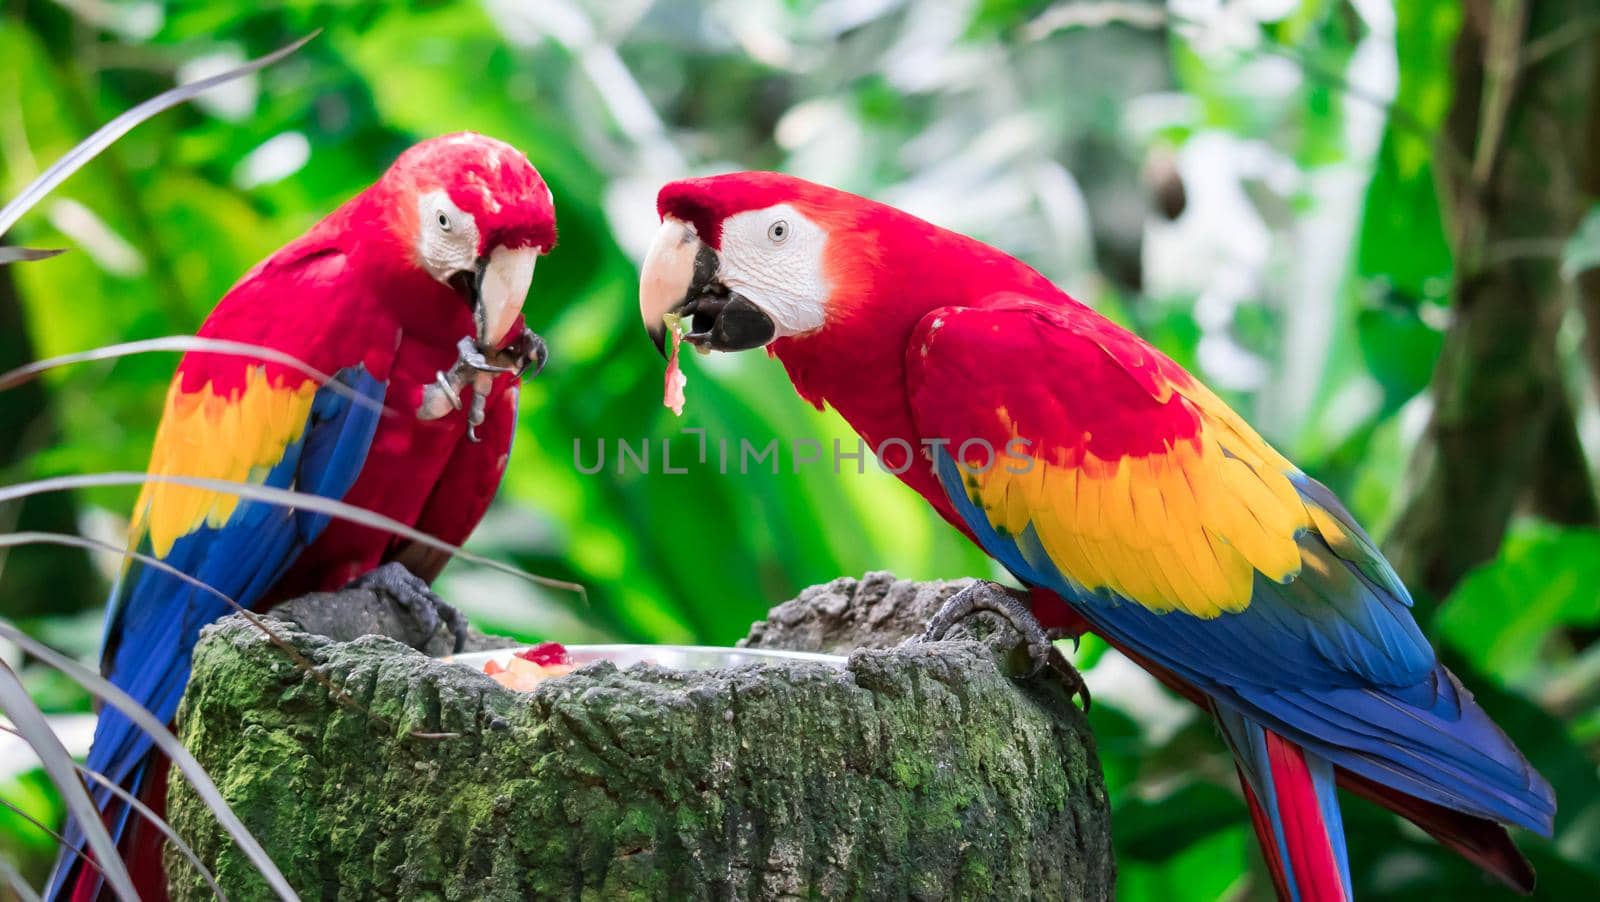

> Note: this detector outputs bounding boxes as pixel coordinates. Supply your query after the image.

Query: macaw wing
[906,295,1426,689]
[905,295,1553,832]
[90,362,385,792]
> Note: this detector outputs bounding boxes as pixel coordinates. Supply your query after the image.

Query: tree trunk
[1387,0,1600,600]
[166,574,1112,900]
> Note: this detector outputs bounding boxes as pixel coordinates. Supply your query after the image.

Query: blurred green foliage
[1,0,1597,898]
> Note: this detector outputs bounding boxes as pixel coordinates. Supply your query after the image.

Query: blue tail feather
[1218,708,1351,902]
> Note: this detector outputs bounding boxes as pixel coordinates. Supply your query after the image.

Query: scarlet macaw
[637,172,1555,900]
[47,133,555,900]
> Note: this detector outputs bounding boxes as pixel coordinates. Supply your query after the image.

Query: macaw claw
[919,580,1091,710]
[495,326,548,378]
[348,561,469,654]
[418,335,526,439]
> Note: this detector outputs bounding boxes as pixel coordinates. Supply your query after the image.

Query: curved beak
[639,217,776,359]
[457,244,537,348]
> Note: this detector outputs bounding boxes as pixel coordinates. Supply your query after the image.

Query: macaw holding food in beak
[48,132,554,901]
[637,171,1554,901]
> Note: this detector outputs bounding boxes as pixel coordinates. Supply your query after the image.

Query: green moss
[167,616,1112,900]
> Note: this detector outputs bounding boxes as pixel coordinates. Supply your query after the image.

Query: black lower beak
[690,293,776,352]
[448,259,487,317]
[654,289,777,358]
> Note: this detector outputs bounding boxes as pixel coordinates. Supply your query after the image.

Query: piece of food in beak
[663,312,689,416]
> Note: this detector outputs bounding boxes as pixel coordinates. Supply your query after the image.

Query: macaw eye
[767,220,789,243]
[437,211,452,232]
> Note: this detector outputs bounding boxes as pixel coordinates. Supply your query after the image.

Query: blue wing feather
[47,366,384,900]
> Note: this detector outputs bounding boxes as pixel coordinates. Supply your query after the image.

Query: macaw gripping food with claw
[48,131,558,901]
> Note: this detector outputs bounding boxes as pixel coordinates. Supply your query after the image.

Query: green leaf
[1354,1,1461,296]
[1116,822,1251,902]
[1435,522,1600,687]
[1356,302,1444,410]
[1113,781,1246,862]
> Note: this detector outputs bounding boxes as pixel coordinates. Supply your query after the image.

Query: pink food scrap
[664,329,687,415]
[484,642,575,691]
[515,642,572,666]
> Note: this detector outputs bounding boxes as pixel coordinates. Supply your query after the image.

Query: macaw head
[382,132,557,348]
[638,171,884,357]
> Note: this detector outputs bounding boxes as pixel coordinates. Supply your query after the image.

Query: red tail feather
[126,761,172,901]
[64,757,171,902]
[1264,732,1346,901]
[1339,770,1536,894]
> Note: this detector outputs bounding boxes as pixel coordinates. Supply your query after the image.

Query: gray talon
[434,371,463,410]
[454,335,514,375]
[349,561,469,654]
[495,327,547,378]
[417,336,519,428]
[920,580,1090,710]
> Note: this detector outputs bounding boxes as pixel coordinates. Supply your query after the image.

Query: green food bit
[663,312,688,339]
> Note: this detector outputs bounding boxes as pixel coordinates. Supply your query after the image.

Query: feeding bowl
[449,643,848,672]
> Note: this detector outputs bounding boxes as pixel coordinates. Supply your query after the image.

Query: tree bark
[166,574,1112,900]
[1527,392,1600,526]
[1386,0,1600,600]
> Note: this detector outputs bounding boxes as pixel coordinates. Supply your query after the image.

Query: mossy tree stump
[167,574,1113,900]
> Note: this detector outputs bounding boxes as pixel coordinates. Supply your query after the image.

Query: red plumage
[50,132,554,901]
[649,171,1553,899]
[1264,730,1347,901]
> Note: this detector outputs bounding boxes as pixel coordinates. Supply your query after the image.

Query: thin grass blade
[0,624,299,901]
[0,659,136,901]
[0,793,96,872]
[0,473,587,600]
[0,33,317,238]
[0,531,244,612]
[0,336,389,415]
[0,247,65,265]
[0,724,226,901]
[0,853,41,902]
[0,531,452,742]
[78,761,228,902]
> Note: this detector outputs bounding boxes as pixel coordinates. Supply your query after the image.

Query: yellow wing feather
[967,384,1315,618]
[132,366,319,557]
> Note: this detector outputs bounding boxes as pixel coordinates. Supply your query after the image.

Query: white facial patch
[416,189,480,282]
[717,204,831,338]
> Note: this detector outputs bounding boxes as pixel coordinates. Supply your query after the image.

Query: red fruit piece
[514,642,571,666]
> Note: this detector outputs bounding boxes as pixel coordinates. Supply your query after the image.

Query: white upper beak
[477,244,537,347]
[639,218,702,336]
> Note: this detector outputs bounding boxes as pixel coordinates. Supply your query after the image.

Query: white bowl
[448,643,847,672]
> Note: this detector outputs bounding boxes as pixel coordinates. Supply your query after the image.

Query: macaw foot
[348,562,469,654]
[418,336,521,441]
[921,580,1090,710]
